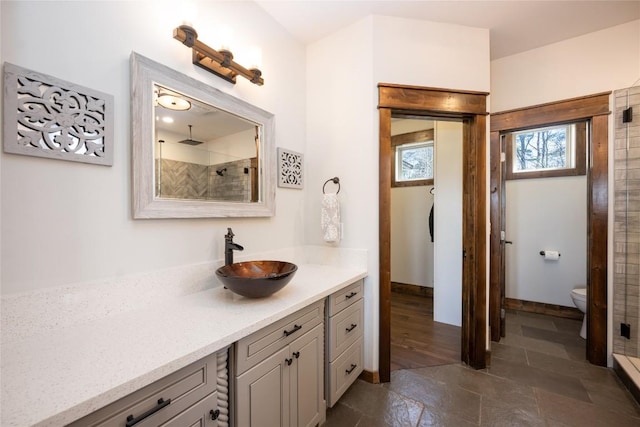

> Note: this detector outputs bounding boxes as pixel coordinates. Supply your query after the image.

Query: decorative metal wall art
[277,147,303,189]
[3,62,114,165]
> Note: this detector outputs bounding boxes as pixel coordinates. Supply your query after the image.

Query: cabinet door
[158,391,218,427]
[290,324,324,427]
[236,346,290,427]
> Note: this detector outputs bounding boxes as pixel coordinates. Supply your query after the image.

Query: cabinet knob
[346,323,357,333]
[293,351,300,359]
[345,292,357,299]
[345,364,357,375]
[210,409,220,420]
[285,358,293,366]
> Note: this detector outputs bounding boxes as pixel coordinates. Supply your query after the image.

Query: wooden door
[236,346,290,427]
[499,135,508,338]
[290,324,324,427]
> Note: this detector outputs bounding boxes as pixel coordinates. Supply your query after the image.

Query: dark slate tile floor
[325,310,640,426]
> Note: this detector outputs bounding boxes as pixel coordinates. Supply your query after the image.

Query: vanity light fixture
[157,93,191,111]
[173,25,264,86]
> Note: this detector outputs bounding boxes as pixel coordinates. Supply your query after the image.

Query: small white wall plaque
[3,62,114,166]
[277,147,303,189]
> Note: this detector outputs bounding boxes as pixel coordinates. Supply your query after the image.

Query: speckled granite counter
[1,262,367,427]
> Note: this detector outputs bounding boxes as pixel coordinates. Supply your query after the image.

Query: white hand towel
[321,193,340,242]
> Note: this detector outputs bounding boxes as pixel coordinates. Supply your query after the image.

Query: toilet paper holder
[539,250,561,257]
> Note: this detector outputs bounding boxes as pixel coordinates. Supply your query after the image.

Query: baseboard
[505,297,582,320]
[359,369,380,384]
[391,282,433,298]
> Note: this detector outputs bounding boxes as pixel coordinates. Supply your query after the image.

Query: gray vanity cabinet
[234,300,325,427]
[68,349,229,427]
[326,280,364,407]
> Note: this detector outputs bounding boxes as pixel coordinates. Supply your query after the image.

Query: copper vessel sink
[215,260,298,298]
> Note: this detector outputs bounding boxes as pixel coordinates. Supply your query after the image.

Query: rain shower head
[177,124,204,146]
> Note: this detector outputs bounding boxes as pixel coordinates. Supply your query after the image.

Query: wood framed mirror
[131,52,275,218]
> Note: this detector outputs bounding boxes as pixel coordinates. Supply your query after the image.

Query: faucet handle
[226,227,235,239]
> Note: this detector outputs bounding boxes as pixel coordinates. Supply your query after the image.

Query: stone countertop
[1,263,367,427]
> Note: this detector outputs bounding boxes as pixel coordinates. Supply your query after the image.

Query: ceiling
[256,0,640,59]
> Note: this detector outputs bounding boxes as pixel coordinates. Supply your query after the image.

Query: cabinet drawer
[236,300,324,375]
[328,336,363,407]
[159,391,218,427]
[328,299,363,361]
[68,351,221,427]
[328,280,363,316]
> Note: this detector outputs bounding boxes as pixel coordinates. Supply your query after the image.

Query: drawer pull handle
[293,351,300,359]
[125,398,171,427]
[285,358,293,366]
[345,364,358,375]
[283,324,302,337]
[346,323,357,333]
[345,292,358,299]
[210,409,220,420]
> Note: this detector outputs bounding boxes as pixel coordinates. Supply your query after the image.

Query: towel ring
[323,177,340,194]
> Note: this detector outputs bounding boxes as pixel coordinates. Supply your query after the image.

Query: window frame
[391,128,434,187]
[505,121,587,180]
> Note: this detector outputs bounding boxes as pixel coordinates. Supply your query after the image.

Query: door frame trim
[378,83,489,382]
[489,92,610,365]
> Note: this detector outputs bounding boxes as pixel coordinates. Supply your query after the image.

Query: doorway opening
[378,83,489,383]
[390,117,463,370]
[489,93,610,366]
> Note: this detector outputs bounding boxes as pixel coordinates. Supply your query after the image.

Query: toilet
[570,287,587,339]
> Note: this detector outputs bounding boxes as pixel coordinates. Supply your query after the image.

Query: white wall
[505,176,587,307]
[433,121,463,326]
[372,16,490,90]
[306,15,378,370]
[491,20,640,112]
[391,186,434,287]
[208,129,257,164]
[0,1,307,294]
[491,19,640,364]
[156,129,211,165]
[307,15,490,372]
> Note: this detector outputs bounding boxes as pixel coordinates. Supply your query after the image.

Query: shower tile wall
[156,158,252,201]
[158,158,208,199]
[209,159,252,201]
[614,86,640,357]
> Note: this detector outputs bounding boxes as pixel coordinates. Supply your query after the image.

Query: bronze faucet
[224,228,244,265]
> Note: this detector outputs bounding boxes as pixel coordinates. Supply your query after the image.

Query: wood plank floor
[390,291,461,371]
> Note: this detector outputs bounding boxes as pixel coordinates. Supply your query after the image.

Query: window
[396,141,433,181]
[505,122,586,180]
[392,129,434,187]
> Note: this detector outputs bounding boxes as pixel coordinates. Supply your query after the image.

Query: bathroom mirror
[131,52,275,218]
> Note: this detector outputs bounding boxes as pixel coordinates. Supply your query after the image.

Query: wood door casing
[378,83,489,382]
[488,92,610,366]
